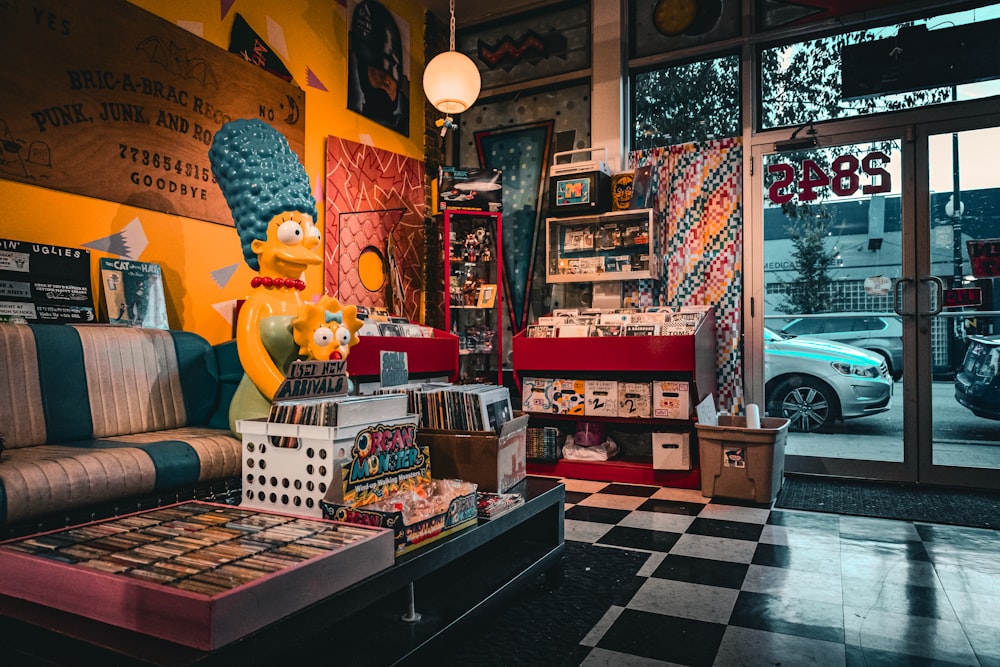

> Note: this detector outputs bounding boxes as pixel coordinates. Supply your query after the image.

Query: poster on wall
[0,0,305,227]
[99,258,168,329]
[228,13,294,83]
[346,0,410,137]
[0,239,95,324]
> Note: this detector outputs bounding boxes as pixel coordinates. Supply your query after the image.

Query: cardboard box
[618,382,652,418]
[554,379,587,415]
[522,377,556,412]
[652,431,691,470]
[0,502,393,650]
[653,381,691,419]
[321,481,478,555]
[585,380,618,417]
[419,413,529,493]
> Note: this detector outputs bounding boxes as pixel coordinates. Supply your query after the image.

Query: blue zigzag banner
[475,121,554,332]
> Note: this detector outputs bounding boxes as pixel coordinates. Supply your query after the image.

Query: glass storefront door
[751,115,1000,491]
[756,133,912,481]
[921,122,1000,489]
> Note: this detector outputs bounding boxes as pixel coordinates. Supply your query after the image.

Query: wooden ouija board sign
[0,0,305,226]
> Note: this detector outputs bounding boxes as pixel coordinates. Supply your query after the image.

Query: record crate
[237,414,418,518]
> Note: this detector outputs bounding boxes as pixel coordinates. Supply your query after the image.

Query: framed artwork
[325,136,427,323]
[346,0,410,136]
[457,1,590,90]
[474,120,554,332]
[477,284,497,309]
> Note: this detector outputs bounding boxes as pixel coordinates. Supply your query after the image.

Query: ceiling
[421,0,559,27]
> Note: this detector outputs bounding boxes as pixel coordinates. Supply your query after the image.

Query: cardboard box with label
[521,377,556,412]
[653,381,691,419]
[418,414,529,493]
[585,380,618,417]
[554,379,587,415]
[652,431,691,470]
[618,382,652,418]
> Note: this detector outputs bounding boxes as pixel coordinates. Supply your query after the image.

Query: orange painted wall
[0,0,427,344]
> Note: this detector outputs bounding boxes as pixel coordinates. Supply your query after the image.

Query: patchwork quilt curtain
[630,137,744,413]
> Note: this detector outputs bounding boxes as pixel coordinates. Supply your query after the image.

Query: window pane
[632,54,740,149]
[760,3,1000,131]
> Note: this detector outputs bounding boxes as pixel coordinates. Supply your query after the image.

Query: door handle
[892,277,913,317]
[920,276,944,317]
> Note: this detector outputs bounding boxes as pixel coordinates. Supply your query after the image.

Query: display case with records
[546,209,658,283]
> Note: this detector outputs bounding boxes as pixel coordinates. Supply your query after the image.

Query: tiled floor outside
[549,477,1000,667]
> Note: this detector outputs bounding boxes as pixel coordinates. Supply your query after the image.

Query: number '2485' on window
[767,151,891,204]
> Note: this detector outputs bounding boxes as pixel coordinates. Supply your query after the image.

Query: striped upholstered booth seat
[0,323,242,529]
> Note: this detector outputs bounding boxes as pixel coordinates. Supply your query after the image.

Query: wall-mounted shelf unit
[546,208,658,283]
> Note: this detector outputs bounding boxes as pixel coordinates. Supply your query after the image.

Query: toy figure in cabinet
[444,210,503,384]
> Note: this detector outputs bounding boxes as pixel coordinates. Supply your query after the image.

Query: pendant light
[422,0,481,114]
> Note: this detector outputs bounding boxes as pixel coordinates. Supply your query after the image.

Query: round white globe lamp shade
[423,50,481,114]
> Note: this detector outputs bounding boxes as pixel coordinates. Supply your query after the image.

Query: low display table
[0,476,565,665]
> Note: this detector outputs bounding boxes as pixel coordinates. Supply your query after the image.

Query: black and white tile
[551,477,1000,667]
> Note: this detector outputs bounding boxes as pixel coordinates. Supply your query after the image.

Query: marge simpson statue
[209,118,321,432]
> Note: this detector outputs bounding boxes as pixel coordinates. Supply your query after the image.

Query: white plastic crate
[237,415,418,517]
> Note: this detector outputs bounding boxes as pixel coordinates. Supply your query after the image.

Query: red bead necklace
[251,276,306,290]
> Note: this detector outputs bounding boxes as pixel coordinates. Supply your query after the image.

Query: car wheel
[770,376,837,433]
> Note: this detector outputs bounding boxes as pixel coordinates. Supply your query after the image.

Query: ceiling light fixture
[422,0,481,115]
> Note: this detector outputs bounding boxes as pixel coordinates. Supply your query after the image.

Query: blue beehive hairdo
[209,119,317,271]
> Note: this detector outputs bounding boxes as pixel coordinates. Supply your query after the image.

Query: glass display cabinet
[443,210,503,384]
[545,208,658,283]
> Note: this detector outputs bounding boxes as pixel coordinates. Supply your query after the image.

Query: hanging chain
[450,0,456,51]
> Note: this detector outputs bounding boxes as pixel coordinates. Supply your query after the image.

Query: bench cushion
[0,324,220,448]
[0,428,241,524]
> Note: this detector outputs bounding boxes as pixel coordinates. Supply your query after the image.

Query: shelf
[513,308,718,489]
[527,458,701,489]
[513,309,717,401]
[522,412,696,427]
[546,208,659,284]
[445,209,503,385]
[546,269,655,284]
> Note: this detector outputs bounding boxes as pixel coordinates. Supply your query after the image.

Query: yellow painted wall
[1,0,427,345]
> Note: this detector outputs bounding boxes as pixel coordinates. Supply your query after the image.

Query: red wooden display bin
[348,329,460,382]
[512,308,717,488]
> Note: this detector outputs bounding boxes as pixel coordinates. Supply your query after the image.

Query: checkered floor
[551,477,1000,667]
